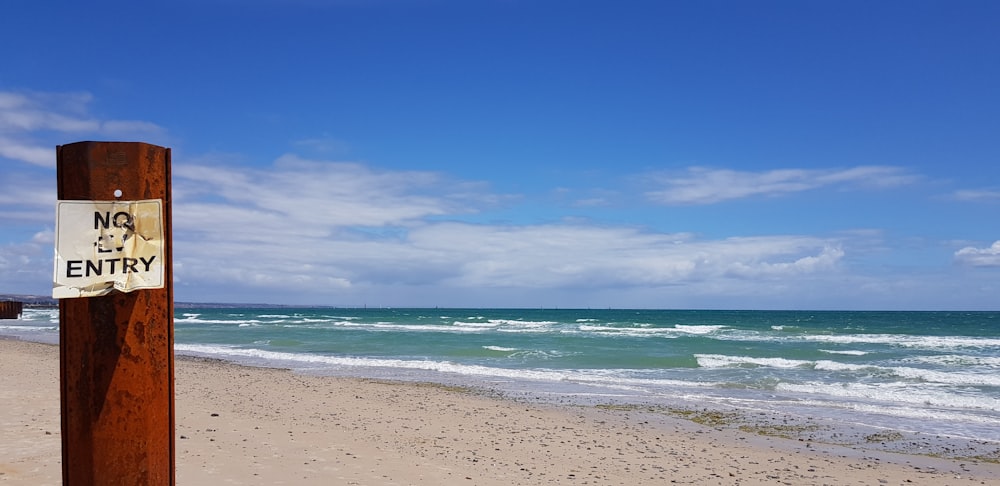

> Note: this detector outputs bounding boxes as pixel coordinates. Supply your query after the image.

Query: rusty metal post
[0,300,23,319]
[56,141,174,485]
[0,301,6,318]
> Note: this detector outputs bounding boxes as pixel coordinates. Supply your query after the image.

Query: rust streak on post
[57,141,174,485]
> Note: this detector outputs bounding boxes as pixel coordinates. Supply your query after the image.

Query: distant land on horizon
[3,294,999,313]
[0,294,335,309]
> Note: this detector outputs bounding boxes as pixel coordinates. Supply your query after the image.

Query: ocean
[7,307,1000,456]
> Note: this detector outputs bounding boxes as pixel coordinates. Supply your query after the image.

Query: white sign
[53,199,165,299]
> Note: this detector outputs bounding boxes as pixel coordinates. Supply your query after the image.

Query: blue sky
[2,0,999,309]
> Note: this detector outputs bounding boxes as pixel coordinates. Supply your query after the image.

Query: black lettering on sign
[86,260,103,276]
[95,238,113,253]
[66,257,160,278]
[122,258,139,273]
[94,211,133,230]
[95,211,111,230]
[66,260,83,278]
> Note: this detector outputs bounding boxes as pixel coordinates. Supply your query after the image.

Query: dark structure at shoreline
[0,301,23,319]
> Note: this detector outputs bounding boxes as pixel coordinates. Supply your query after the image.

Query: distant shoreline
[0,293,339,309]
[6,294,1000,312]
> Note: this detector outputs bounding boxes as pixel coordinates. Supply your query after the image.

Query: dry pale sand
[2,338,999,485]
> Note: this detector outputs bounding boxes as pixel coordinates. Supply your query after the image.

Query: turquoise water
[8,307,1000,447]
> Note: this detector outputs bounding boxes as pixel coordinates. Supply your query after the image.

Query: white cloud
[644,166,917,205]
[954,241,1000,267]
[31,229,54,245]
[0,90,165,167]
[0,136,56,167]
[0,236,51,293]
[410,224,844,288]
[953,189,1000,202]
[174,154,490,231]
[158,156,854,302]
[101,120,164,134]
[0,172,56,223]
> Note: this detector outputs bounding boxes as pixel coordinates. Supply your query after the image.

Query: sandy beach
[2,338,999,485]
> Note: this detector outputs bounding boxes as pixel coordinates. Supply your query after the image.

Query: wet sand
[2,338,998,485]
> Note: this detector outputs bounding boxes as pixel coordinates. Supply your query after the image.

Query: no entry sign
[53,199,165,298]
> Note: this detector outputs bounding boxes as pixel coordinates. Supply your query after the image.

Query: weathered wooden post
[54,141,174,485]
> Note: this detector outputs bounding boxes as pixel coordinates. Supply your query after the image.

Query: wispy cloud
[952,189,1000,202]
[644,166,918,205]
[408,225,844,288]
[291,134,352,155]
[169,156,849,297]
[0,90,165,168]
[174,154,492,231]
[0,171,57,223]
[0,137,53,167]
[954,241,1000,267]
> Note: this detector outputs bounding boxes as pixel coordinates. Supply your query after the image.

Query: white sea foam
[812,360,872,372]
[175,316,267,325]
[384,323,488,333]
[777,381,1000,412]
[819,349,868,356]
[576,325,682,338]
[509,349,569,360]
[800,333,1000,350]
[0,308,59,330]
[578,325,663,333]
[498,327,553,334]
[673,324,726,334]
[578,324,725,336]
[696,354,1000,386]
[907,354,1000,368]
[177,343,577,382]
[483,345,518,352]
[492,319,557,327]
[174,344,712,391]
[308,321,488,333]
[0,324,58,331]
[890,366,1000,387]
[695,354,812,369]
[452,319,554,329]
[452,320,500,328]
